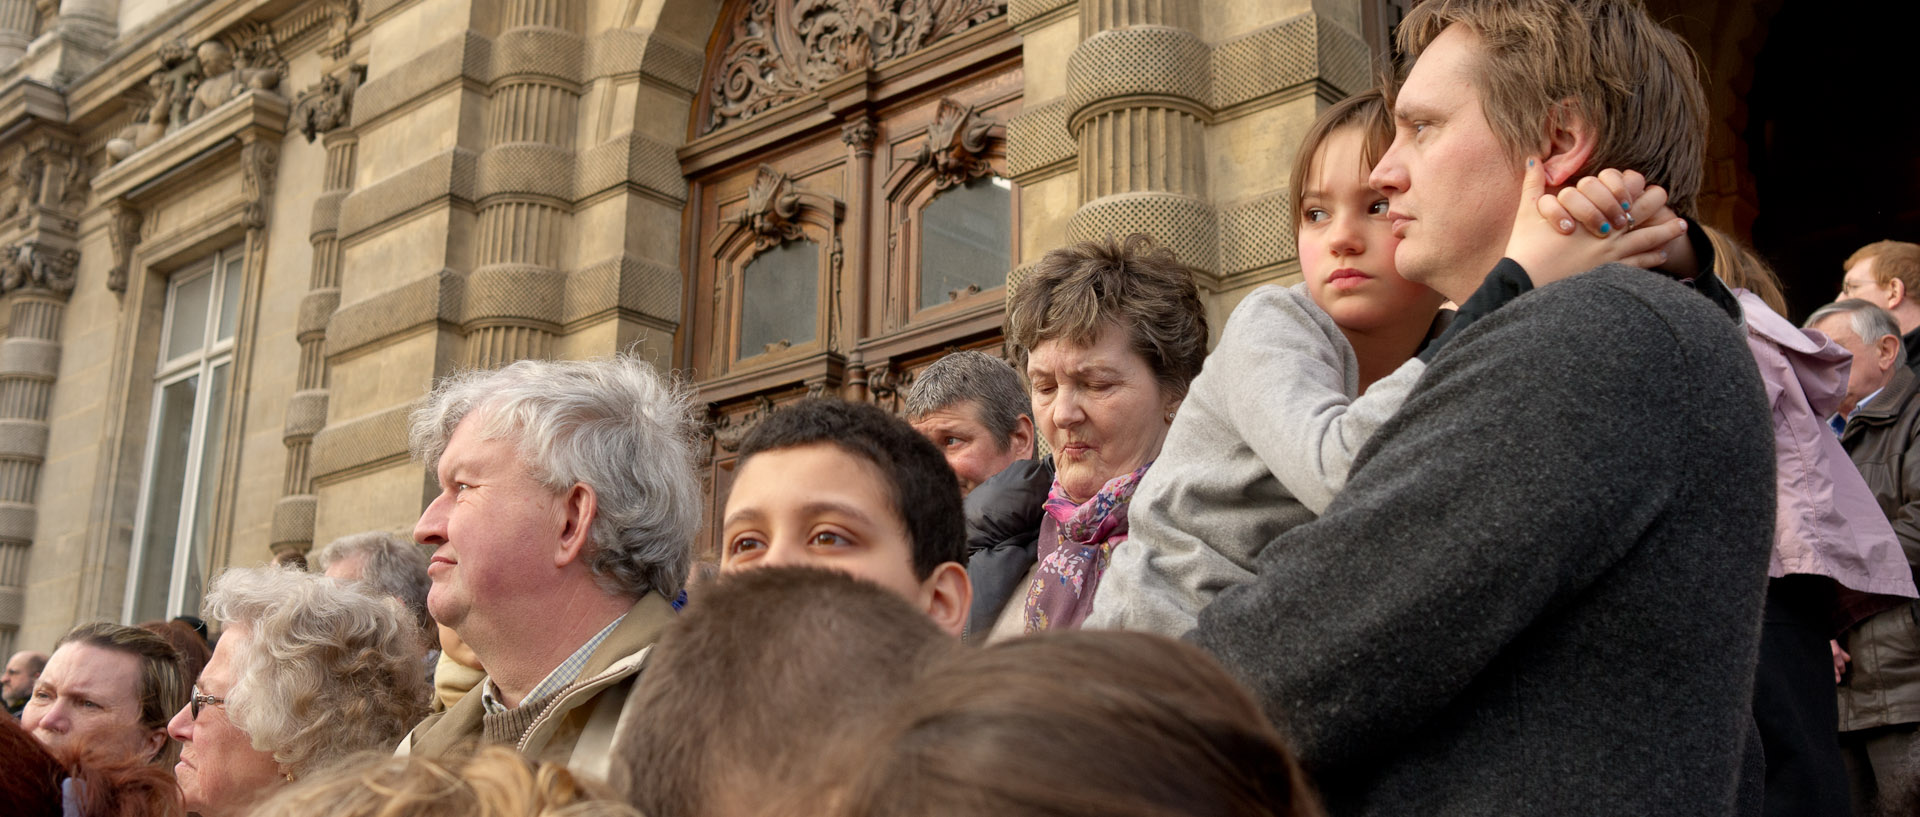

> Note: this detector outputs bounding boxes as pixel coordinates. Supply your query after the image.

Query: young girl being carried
[1086,88,1686,635]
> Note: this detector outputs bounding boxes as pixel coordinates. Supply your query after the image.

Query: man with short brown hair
[1191,2,1774,814]
[1839,240,1920,372]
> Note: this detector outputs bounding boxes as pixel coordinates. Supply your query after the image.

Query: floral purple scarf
[1021,462,1152,633]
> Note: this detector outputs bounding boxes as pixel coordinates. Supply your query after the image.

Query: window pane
[131,375,197,623]
[180,362,230,618]
[217,255,243,342]
[166,272,213,361]
[738,239,818,359]
[919,176,1011,310]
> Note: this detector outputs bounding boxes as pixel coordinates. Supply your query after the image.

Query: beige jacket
[397,592,675,779]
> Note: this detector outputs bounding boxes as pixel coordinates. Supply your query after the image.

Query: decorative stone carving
[712,394,777,452]
[56,146,87,209]
[241,141,279,230]
[322,0,360,60]
[734,165,806,249]
[839,115,876,150]
[111,26,287,162]
[188,41,244,121]
[290,64,365,143]
[866,362,914,399]
[231,21,287,94]
[0,242,77,295]
[706,0,1008,132]
[0,151,39,220]
[909,97,997,189]
[106,206,141,294]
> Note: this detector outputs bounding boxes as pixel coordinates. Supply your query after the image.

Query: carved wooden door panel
[679,0,1019,558]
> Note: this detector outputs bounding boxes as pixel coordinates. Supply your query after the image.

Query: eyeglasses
[189,687,226,720]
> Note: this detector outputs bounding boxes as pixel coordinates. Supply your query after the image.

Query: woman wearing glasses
[166,566,430,817]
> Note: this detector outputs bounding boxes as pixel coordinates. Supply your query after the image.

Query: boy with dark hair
[720,398,972,636]
[610,566,959,817]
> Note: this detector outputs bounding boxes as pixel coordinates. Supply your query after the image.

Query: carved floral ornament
[706,0,1008,133]
[290,64,366,143]
[908,98,1000,190]
[0,242,79,295]
[712,394,779,452]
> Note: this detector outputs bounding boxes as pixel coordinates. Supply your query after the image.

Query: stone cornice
[0,79,69,135]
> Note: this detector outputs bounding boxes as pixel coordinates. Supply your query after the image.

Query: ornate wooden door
[678,0,1021,556]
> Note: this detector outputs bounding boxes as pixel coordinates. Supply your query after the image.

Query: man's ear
[1009,415,1035,460]
[1538,100,1598,191]
[1878,333,1903,373]
[554,483,597,568]
[921,562,973,639]
[1888,277,1908,309]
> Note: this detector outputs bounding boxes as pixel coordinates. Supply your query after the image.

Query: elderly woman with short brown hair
[979,233,1207,637]
[165,566,431,817]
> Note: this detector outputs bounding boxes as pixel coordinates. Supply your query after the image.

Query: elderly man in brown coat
[1810,298,1920,813]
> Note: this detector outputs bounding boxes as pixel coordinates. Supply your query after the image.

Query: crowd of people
[4,0,1918,815]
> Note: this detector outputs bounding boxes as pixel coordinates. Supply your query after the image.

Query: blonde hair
[1396,0,1708,215]
[1702,226,1787,316]
[202,566,430,777]
[248,747,639,817]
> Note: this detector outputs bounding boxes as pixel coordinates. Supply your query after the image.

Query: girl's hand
[1506,159,1688,288]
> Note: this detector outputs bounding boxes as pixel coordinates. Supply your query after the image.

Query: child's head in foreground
[611,566,961,817]
[719,398,971,636]
[794,629,1324,817]
[1294,89,1445,337]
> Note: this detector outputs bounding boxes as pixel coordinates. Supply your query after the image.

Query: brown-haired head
[1701,227,1787,316]
[804,630,1323,817]
[139,620,210,681]
[1004,234,1208,400]
[1848,240,1920,301]
[55,622,189,766]
[1396,0,1708,215]
[611,566,961,817]
[1292,89,1394,229]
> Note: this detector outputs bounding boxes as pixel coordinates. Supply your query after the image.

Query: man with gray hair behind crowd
[314,530,435,649]
[904,350,1049,641]
[1806,298,1920,813]
[397,355,701,779]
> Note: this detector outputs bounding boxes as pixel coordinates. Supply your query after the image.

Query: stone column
[271,129,355,562]
[1063,0,1214,274]
[0,254,72,656]
[0,0,36,65]
[464,0,581,370]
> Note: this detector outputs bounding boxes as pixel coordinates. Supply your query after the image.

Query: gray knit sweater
[1191,265,1775,816]
[1086,283,1422,635]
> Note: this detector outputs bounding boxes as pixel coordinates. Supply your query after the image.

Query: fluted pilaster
[1065,0,1216,274]
[271,129,356,560]
[0,291,65,655]
[0,0,37,64]
[463,0,583,369]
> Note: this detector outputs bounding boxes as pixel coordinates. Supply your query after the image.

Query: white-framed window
[124,244,244,623]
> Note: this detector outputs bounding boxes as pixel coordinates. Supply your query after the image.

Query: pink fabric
[1743,290,1916,601]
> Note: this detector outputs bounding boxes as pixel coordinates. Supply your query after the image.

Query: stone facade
[0,0,1813,650]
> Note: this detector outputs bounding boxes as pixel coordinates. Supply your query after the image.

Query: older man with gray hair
[397,355,701,777]
[315,531,434,645]
[1808,299,1920,812]
[905,350,1050,641]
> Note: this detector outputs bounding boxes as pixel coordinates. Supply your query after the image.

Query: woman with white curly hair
[165,565,432,817]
